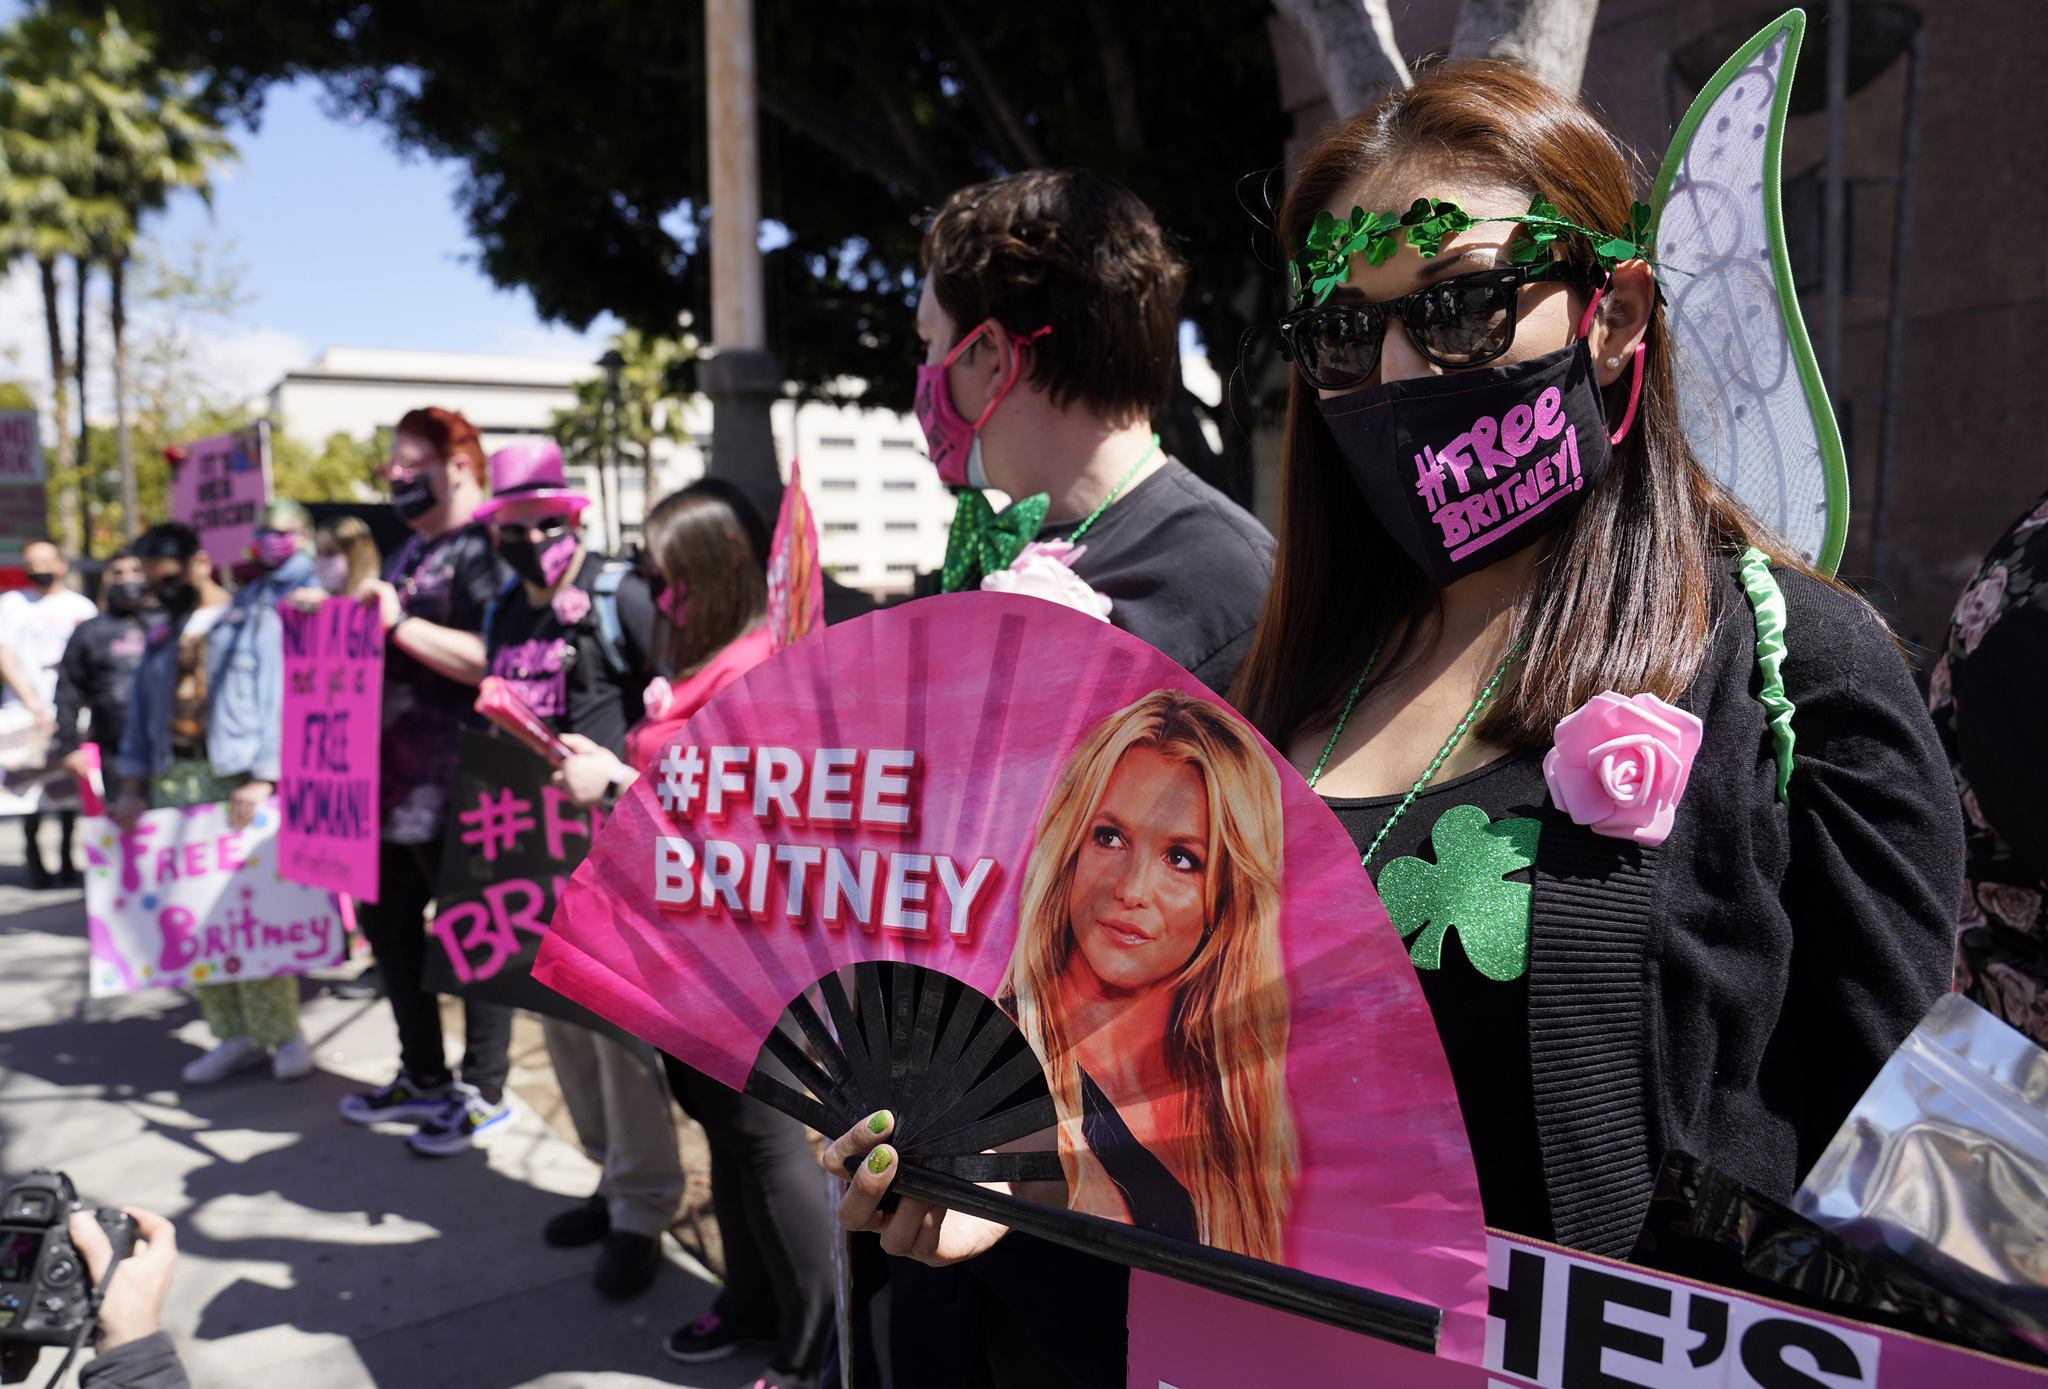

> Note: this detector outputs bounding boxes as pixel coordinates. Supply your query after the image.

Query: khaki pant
[541,1018,686,1237]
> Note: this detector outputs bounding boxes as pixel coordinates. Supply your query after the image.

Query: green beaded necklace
[1306,635,1525,875]
[1064,434,1160,546]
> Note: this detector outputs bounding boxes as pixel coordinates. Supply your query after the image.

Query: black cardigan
[1524,560,1960,1256]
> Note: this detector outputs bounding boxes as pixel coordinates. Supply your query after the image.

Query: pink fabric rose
[1959,880,1988,927]
[1963,786,1994,832]
[642,675,675,721]
[552,585,592,626]
[980,540,1113,621]
[1542,691,1704,847]
[1954,565,2008,654]
[2019,499,2048,533]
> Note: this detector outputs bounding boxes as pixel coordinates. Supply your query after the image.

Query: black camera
[0,1171,136,1346]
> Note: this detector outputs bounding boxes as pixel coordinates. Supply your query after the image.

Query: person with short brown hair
[913,169,1272,695]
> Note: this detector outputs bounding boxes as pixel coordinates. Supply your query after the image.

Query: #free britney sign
[537,593,1493,1359]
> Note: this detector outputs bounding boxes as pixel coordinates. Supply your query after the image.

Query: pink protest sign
[81,799,347,996]
[537,593,1490,1357]
[765,460,824,652]
[278,598,384,901]
[168,424,269,567]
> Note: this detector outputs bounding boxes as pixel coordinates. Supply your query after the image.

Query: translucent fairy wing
[1651,10,1849,574]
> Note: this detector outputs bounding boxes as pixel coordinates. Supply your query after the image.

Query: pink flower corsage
[1542,691,1704,847]
[642,675,675,721]
[980,540,1113,621]
[552,585,592,626]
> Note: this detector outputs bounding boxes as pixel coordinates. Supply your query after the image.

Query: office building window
[826,563,861,579]
[817,436,856,449]
[881,439,919,450]
[823,521,859,534]
[883,521,918,534]
[819,478,857,491]
[881,479,917,491]
[885,563,919,574]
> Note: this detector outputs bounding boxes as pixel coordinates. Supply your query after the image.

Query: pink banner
[168,425,268,567]
[1128,1233,2048,1388]
[766,460,824,652]
[277,598,384,901]
[536,593,1490,1357]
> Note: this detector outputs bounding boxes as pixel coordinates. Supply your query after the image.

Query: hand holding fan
[536,593,1489,1359]
[475,675,574,766]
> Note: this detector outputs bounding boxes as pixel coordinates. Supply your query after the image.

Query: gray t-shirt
[1036,459,1274,696]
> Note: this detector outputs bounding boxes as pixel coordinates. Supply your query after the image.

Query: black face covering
[106,580,150,614]
[152,576,198,615]
[1317,340,1614,587]
[27,570,58,588]
[497,525,579,590]
[389,471,440,522]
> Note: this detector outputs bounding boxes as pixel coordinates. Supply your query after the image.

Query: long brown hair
[1232,62,1836,751]
[642,479,769,675]
[1000,690,1295,1261]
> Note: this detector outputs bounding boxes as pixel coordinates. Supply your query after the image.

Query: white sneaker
[272,1032,313,1082]
[181,1036,265,1086]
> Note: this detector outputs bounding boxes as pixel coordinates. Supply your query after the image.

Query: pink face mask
[913,321,1051,487]
[254,530,299,569]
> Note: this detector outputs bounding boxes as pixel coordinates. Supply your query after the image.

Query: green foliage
[1375,805,1540,983]
[273,428,389,503]
[551,329,691,499]
[0,381,35,409]
[1293,194,1660,307]
[123,0,1287,479]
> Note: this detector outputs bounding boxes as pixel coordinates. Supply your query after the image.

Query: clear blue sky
[153,77,618,363]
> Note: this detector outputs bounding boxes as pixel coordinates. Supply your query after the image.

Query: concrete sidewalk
[0,819,774,1389]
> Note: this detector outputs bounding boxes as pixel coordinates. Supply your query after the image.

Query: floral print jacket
[1933,488,2048,1041]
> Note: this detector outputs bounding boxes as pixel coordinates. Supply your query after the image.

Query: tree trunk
[1269,0,1412,119]
[1448,0,1601,96]
[38,258,80,554]
[642,436,659,537]
[112,254,137,540]
[73,255,93,558]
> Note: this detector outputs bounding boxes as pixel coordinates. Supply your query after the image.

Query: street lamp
[599,348,625,553]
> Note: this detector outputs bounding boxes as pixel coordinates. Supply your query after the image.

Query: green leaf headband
[1292,195,1656,307]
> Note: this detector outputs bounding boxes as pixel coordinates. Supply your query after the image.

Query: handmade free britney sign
[536,594,1491,1358]
[278,598,384,901]
[168,424,269,567]
[422,730,637,1047]
[82,799,346,996]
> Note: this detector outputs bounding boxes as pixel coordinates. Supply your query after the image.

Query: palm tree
[552,330,693,546]
[0,6,230,549]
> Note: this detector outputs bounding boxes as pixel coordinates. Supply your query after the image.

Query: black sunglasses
[492,519,572,543]
[1278,264,1603,391]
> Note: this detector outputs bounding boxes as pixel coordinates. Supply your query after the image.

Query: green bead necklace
[1307,635,1525,875]
[1064,433,1159,546]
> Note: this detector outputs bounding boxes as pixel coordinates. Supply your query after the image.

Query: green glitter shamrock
[1291,195,1658,307]
[1376,804,1540,982]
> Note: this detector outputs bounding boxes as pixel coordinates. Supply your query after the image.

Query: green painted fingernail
[866,1148,892,1175]
[867,1111,891,1134]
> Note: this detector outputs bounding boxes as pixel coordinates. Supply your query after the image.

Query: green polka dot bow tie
[939,489,1050,594]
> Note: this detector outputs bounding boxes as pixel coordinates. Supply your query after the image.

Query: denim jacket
[114,553,314,783]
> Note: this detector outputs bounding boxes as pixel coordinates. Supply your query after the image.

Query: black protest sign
[426,729,638,1047]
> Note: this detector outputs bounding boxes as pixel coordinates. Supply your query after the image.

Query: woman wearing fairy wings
[1001,690,1294,1262]
[830,62,1959,1294]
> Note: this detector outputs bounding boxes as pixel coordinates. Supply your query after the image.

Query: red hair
[395,407,486,476]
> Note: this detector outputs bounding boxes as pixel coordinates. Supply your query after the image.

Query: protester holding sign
[112,520,314,1084]
[460,440,684,1289]
[0,538,99,887]
[915,169,1273,694]
[1220,66,1957,1254]
[340,408,517,1139]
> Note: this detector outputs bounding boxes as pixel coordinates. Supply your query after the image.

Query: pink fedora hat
[475,439,591,520]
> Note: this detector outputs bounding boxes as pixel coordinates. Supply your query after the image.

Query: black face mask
[152,576,198,614]
[389,471,440,522]
[106,580,150,614]
[27,571,58,589]
[497,528,579,589]
[1317,340,1614,587]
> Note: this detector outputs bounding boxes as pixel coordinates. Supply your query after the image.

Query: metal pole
[1820,0,1850,398]
[703,0,785,520]
[1868,29,1923,585]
